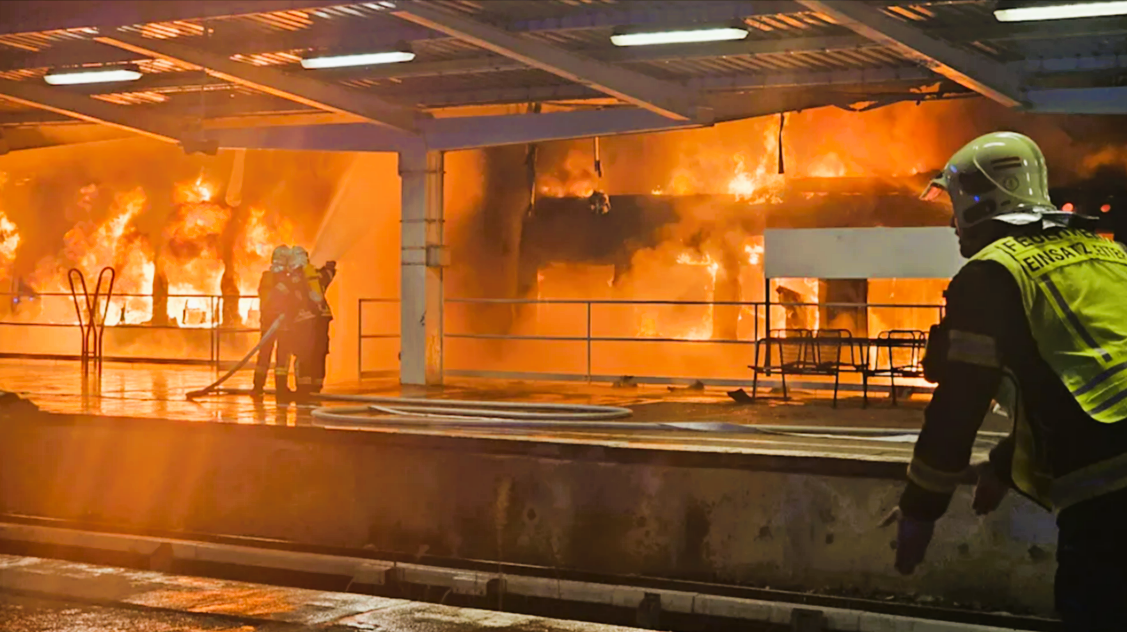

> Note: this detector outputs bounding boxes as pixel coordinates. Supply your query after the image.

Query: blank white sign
[764,227,966,279]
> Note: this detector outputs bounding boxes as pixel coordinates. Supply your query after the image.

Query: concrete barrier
[0,413,1058,615]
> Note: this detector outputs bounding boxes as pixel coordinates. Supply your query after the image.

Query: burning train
[442,101,1127,380]
[1,99,1125,381]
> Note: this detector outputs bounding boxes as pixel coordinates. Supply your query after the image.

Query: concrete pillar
[399,147,445,386]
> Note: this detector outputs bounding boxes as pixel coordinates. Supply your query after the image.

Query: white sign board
[764,227,966,279]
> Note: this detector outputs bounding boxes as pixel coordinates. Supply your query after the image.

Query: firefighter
[890,131,1127,630]
[309,258,337,394]
[251,245,292,397]
[286,246,335,401]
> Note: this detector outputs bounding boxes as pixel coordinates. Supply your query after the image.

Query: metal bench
[750,329,856,407]
[862,329,928,407]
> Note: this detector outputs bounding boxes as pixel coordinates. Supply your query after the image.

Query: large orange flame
[4,177,296,330]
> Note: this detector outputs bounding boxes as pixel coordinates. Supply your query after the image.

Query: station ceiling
[0,0,1124,152]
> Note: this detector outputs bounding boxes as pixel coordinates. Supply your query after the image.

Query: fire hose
[187,331,1003,439]
[305,402,1005,443]
[203,388,1005,441]
[183,319,636,422]
[186,315,285,400]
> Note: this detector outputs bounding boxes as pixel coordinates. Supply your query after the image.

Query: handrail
[443,297,944,309]
[356,297,944,384]
[66,266,116,375]
[66,269,91,373]
[92,266,116,372]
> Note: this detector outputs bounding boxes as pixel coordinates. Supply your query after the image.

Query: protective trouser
[274,327,295,400]
[251,318,278,392]
[308,317,331,393]
[1055,491,1127,630]
[290,318,317,401]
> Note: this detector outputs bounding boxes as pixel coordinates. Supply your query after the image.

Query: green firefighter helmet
[270,245,291,272]
[289,246,309,269]
[920,131,1068,233]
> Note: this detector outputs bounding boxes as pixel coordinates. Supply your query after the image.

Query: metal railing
[357,297,945,387]
[357,298,399,379]
[0,291,261,370]
[67,266,115,375]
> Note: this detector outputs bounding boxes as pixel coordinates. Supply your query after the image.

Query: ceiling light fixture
[610,26,748,47]
[994,1,1127,22]
[300,50,415,69]
[44,65,142,86]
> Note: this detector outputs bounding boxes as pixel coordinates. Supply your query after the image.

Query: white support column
[399,145,445,385]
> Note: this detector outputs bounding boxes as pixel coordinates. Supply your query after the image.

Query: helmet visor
[919,173,947,202]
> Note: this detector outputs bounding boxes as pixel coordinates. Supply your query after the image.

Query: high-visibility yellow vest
[972,228,1127,510]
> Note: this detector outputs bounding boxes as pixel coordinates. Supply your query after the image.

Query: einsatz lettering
[1019,239,1126,272]
[1022,244,1080,272]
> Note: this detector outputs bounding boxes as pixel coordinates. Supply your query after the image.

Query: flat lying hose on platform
[207,389,1003,442]
[304,397,1006,442]
[186,316,284,400]
[212,389,636,423]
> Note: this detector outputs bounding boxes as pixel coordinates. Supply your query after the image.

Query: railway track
[0,513,1056,632]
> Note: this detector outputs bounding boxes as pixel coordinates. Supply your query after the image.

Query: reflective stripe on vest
[971,229,1127,423]
[973,230,1127,511]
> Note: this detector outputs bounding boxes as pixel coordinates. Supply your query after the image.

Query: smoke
[440,98,1127,379]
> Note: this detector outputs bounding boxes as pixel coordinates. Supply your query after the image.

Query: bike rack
[68,266,116,375]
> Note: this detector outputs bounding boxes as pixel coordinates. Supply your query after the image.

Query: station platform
[0,358,995,464]
[0,359,1055,622]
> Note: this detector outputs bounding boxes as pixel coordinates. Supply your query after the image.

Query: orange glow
[9,176,295,329]
[537,148,597,198]
[1062,202,1075,212]
[807,151,849,178]
[0,210,20,265]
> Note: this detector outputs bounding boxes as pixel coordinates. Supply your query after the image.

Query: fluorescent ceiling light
[995,1,1127,22]
[44,67,142,86]
[301,51,415,69]
[610,27,748,47]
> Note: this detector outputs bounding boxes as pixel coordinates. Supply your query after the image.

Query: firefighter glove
[882,507,935,575]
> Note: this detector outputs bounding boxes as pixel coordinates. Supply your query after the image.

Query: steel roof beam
[389,1,705,122]
[508,0,798,31]
[795,0,1024,107]
[0,1,355,37]
[0,77,181,142]
[0,66,947,127]
[4,12,1125,77]
[94,31,422,132]
[1026,86,1127,114]
[312,34,874,83]
[209,108,703,152]
[422,108,702,150]
[66,52,1113,103]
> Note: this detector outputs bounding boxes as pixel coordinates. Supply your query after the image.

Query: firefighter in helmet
[252,245,292,397]
[285,246,336,401]
[890,131,1127,629]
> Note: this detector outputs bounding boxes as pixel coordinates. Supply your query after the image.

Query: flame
[726,148,783,203]
[9,176,296,331]
[0,210,20,265]
[808,152,849,178]
[234,205,295,323]
[744,243,763,266]
[671,251,721,340]
[537,148,597,198]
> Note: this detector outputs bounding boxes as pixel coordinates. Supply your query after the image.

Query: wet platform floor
[0,555,642,632]
[0,359,1003,462]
